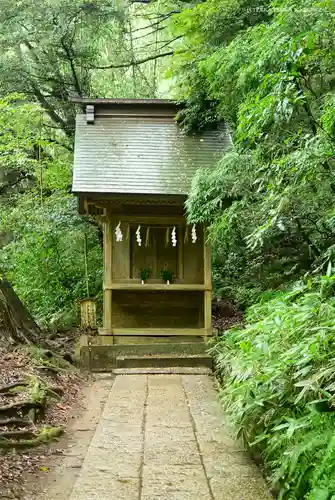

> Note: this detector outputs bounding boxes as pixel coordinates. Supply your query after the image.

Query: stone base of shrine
[79,334,213,372]
[97,334,208,344]
[98,327,212,337]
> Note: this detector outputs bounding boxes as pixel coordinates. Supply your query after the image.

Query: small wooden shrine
[72,98,230,340]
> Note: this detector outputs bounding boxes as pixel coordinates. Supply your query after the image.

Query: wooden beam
[178,225,184,280]
[98,328,210,336]
[103,218,113,335]
[106,214,185,225]
[82,193,185,204]
[103,283,209,291]
[203,226,212,336]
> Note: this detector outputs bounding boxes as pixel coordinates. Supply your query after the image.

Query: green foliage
[1,192,102,326]
[0,0,174,136]
[210,275,335,498]
[170,0,335,306]
[0,94,68,198]
[169,0,272,130]
[0,0,180,329]
[0,426,64,449]
[0,95,102,326]
[27,345,75,371]
[28,376,48,404]
[37,426,64,443]
[160,268,174,282]
[139,267,152,281]
[171,0,335,494]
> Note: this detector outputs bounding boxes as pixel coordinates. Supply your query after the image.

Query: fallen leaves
[0,344,84,498]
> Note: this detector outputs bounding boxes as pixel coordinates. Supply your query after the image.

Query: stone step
[112,335,205,345]
[113,367,212,375]
[81,343,210,372]
[116,354,213,370]
[116,342,208,356]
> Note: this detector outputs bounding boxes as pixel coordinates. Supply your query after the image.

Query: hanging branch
[90,50,176,70]
[128,17,137,94]
[38,111,43,205]
[132,26,166,42]
[84,233,90,297]
[60,36,83,98]
[142,36,182,50]
[131,14,174,33]
[152,6,159,91]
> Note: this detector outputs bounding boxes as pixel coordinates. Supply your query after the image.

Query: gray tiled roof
[72,114,231,195]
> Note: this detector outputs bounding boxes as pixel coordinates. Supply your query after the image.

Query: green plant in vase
[139,268,152,284]
[160,269,173,285]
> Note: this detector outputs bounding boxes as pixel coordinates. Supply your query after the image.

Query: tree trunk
[0,279,41,346]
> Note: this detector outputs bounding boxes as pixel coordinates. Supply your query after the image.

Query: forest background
[0,1,334,498]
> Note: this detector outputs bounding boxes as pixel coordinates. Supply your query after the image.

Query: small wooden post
[203,226,212,337]
[88,337,92,372]
[80,298,97,330]
[103,217,113,334]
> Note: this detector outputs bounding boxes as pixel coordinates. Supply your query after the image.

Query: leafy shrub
[0,95,103,327]
[210,275,335,498]
[171,0,335,308]
[0,192,102,326]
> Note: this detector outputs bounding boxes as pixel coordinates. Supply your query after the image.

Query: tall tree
[170,0,335,304]
[0,0,181,137]
[0,0,125,137]
[0,95,102,326]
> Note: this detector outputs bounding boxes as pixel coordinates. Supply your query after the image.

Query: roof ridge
[71,98,178,106]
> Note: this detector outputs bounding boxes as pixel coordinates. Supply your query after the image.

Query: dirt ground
[0,344,86,500]
[1,375,112,500]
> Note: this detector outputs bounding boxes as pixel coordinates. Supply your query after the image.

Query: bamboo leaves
[172,0,335,307]
[210,276,335,497]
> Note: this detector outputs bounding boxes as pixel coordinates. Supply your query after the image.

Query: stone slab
[209,475,272,500]
[70,470,139,500]
[65,373,271,500]
[84,448,141,477]
[141,464,211,499]
[81,341,210,372]
[144,438,200,465]
[181,374,272,499]
[117,354,213,369]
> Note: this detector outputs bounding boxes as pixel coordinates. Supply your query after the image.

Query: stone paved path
[67,374,270,500]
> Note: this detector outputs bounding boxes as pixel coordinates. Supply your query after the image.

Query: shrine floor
[33,372,272,500]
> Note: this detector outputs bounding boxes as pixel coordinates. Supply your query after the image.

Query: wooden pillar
[103,218,113,334]
[203,226,212,336]
[178,225,184,280]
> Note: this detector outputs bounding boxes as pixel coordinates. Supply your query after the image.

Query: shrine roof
[72,99,231,196]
